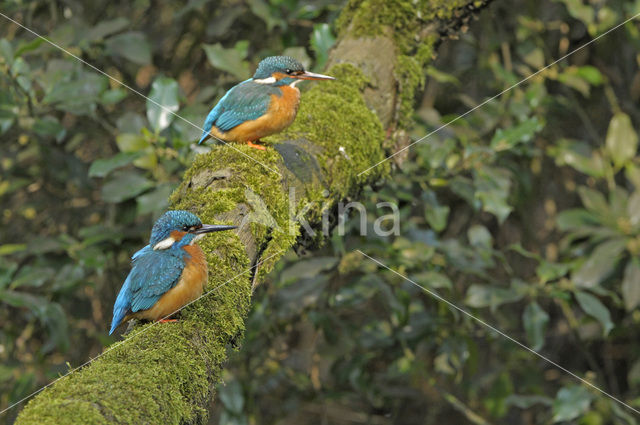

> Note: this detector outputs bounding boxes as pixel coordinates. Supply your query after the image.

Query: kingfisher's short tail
[198,132,209,145]
[109,277,132,335]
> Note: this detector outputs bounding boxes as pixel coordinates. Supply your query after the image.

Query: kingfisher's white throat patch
[153,237,176,250]
[254,76,276,84]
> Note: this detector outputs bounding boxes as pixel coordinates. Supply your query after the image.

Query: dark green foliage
[3,0,640,424]
[0,0,341,422]
[211,1,640,424]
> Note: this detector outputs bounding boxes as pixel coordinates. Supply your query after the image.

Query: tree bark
[15,1,493,423]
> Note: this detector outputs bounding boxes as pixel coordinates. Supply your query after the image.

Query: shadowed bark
[15,1,493,423]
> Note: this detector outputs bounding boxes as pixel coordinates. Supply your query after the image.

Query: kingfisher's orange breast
[211,85,301,143]
[132,244,208,322]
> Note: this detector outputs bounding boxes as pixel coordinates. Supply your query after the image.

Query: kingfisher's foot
[247,141,267,151]
[158,318,178,323]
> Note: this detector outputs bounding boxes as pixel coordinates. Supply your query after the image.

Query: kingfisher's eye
[182,225,189,231]
[285,69,293,74]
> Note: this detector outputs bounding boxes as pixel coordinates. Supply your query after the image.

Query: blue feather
[199,102,224,144]
[109,245,186,334]
[198,80,278,143]
[110,271,134,335]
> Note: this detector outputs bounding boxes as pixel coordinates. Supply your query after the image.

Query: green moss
[18,147,269,424]
[337,0,468,52]
[269,63,388,203]
[336,0,467,125]
[15,1,481,421]
[395,54,424,128]
[171,145,297,277]
[17,323,225,424]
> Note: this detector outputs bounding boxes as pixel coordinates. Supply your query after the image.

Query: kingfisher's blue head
[150,210,236,251]
[252,56,335,87]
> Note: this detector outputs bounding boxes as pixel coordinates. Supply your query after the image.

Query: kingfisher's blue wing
[128,249,184,312]
[198,81,275,143]
[109,245,184,334]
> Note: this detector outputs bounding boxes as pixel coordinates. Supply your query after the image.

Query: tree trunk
[15,1,493,423]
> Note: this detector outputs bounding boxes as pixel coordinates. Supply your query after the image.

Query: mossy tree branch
[15,1,493,423]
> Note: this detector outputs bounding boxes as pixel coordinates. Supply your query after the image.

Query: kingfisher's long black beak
[296,71,335,81]
[193,224,237,234]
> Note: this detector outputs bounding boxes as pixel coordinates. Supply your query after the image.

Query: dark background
[1,0,640,423]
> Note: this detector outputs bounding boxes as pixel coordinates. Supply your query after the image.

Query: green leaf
[280,257,338,284]
[0,39,13,66]
[556,208,600,231]
[86,17,129,42]
[577,186,610,217]
[105,32,151,65]
[465,284,523,312]
[12,57,32,93]
[468,225,492,248]
[412,271,452,290]
[560,0,594,27]
[0,244,27,256]
[425,205,449,232]
[522,301,549,351]
[576,65,604,86]
[202,42,250,80]
[505,394,552,409]
[557,67,591,96]
[116,133,150,153]
[625,163,640,190]
[484,372,513,417]
[572,238,625,289]
[14,37,44,57]
[101,88,128,105]
[628,190,640,229]
[282,47,311,70]
[490,117,543,151]
[102,171,153,203]
[522,47,544,68]
[218,380,244,415]
[132,151,157,171]
[146,77,180,132]
[136,183,175,216]
[628,359,640,388]
[575,291,614,336]
[33,116,65,140]
[89,152,140,178]
[622,259,640,311]
[42,72,108,115]
[535,260,570,284]
[116,112,146,133]
[0,102,17,134]
[548,139,605,178]
[425,66,460,85]
[310,24,336,71]
[0,291,69,352]
[247,0,284,31]
[552,385,593,422]
[606,112,638,168]
[10,266,55,289]
[474,167,512,223]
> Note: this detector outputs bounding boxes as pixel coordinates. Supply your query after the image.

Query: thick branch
[15,1,492,423]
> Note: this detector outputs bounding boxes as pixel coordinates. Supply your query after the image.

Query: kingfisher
[109,210,236,335]
[198,55,335,150]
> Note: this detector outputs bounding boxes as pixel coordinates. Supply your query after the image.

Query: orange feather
[125,244,208,322]
[208,85,301,143]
